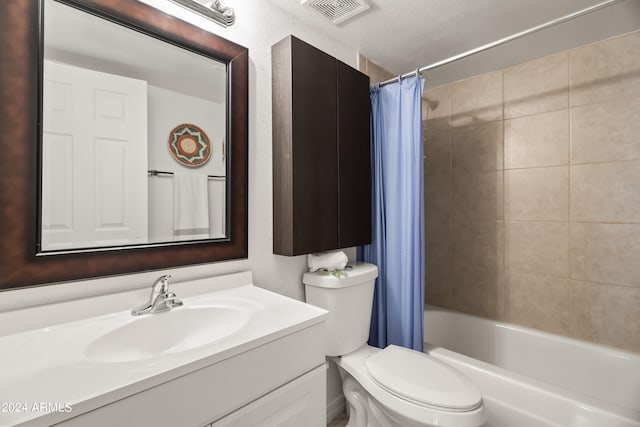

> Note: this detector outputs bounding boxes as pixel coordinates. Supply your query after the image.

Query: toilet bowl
[304,263,486,427]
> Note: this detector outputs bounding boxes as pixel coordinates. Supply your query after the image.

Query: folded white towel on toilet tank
[307,250,348,272]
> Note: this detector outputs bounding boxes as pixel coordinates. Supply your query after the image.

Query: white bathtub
[423,306,640,427]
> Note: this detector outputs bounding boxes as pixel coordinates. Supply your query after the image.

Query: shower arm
[378,0,626,87]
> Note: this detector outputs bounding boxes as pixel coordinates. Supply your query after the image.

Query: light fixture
[169,0,235,27]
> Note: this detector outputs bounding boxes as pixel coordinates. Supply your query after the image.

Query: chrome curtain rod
[147,169,226,179]
[378,0,625,87]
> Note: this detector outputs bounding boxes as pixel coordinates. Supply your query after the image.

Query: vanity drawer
[211,364,325,427]
[52,323,324,427]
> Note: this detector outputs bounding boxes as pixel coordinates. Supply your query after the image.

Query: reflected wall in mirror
[0,0,248,290]
[42,0,228,252]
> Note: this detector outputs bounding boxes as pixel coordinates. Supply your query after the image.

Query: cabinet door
[272,36,371,255]
[337,61,371,247]
[212,365,325,427]
[290,37,339,255]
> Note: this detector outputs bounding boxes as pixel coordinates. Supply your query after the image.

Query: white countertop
[0,273,326,426]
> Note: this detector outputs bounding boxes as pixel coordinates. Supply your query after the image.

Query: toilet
[304,262,486,427]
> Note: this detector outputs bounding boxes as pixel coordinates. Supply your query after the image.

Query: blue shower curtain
[358,76,425,352]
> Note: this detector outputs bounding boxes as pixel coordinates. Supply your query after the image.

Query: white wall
[139,0,359,301]
[148,85,226,177]
[147,85,226,241]
[2,0,357,416]
[0,2,358,309]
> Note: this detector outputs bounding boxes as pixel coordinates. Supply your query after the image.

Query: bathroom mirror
[0,0,248,290]
[41,0,229,251]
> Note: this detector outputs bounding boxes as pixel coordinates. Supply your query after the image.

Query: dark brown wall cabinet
[272,35,371,256]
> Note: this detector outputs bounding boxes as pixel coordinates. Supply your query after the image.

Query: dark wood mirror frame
[0,0,248,291]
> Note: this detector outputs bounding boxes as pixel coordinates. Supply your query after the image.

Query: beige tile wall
[357,53,394,84]
[424,30,640,353]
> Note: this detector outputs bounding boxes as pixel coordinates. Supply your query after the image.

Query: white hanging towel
[173,173,210,240]
[308,250,348,272]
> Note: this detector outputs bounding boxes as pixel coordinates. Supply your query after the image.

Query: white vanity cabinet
[52,323,326,427]
[0,271,327,427]
[0,273,328,427]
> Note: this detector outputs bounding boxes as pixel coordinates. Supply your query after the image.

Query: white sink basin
[85,305,250,363]
[0,272,330,427]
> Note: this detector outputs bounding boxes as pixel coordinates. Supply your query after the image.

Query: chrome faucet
[131,275,183,316]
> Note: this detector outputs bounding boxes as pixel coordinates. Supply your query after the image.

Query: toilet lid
[365,345,482,412]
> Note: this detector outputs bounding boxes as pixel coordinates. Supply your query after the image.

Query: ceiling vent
[301,0,370,25]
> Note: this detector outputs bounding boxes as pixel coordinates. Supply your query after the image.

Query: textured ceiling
[267,0,610,75]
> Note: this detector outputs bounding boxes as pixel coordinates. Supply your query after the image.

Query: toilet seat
[365,345,482,412]
[338,345,486,427]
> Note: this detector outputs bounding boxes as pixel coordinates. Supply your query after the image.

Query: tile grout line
[571,93,640,110]
[448,158,640,176]
[501,69,507,321]
[503,219,640,225]
[507,268,640,291]
[568,278,640,292]
[504,104,568,124]
[448,85,454,307]
[452,92,640,132]
[567,49,574,338]
[505,158,640,171]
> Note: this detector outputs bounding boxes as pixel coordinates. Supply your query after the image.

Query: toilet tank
[304,262,378,357]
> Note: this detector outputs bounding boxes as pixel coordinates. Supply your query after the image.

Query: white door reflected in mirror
[42,60,148,251]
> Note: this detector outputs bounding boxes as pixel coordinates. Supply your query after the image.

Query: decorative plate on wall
[168,123,212,167]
